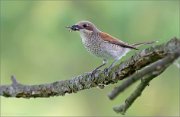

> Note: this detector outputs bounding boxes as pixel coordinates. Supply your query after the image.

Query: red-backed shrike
[67,21,155,75]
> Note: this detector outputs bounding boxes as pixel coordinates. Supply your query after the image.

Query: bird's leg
[104,56,122,75]
[104,59,118,75]
[109,59,118,69]
[91,59,108,76]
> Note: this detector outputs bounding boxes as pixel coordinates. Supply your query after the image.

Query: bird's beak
[66,25,83,31]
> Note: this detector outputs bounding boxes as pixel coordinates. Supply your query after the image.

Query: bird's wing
[99,32,138,50]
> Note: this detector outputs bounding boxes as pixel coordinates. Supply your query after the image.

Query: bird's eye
[83,24,88,28]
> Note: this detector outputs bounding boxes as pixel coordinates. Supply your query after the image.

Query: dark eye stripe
[83,24,88,27]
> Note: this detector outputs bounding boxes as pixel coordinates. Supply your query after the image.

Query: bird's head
[67,21,100,33]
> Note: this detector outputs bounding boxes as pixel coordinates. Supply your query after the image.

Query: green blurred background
[0,1,179,116]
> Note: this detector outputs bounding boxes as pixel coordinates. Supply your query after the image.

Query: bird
[67,21,155,75]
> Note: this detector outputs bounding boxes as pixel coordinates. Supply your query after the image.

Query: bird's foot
[104,67,111,76]
[90,69,101,77]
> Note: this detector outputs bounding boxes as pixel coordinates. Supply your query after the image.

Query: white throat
[79,29,92,43]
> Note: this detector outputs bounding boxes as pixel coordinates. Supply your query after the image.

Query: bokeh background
[0,0,179,116]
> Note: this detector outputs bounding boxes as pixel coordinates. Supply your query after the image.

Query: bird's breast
[80,32,103,57]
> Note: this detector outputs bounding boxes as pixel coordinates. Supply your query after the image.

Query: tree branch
[108,51,179,100]
[112,53,179,114]
[0,37,180,98]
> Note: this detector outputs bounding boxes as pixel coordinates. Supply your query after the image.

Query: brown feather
[99,32,138,50]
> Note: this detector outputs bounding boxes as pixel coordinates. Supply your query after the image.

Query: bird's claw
[90,69,101,77]
[104,68,110,76]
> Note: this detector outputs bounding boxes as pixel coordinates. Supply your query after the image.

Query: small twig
[112,54,179,114]
[113,70,164,114]
[113,73,159,114]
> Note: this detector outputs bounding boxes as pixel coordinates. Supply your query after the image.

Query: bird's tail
[131,41,158,48]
